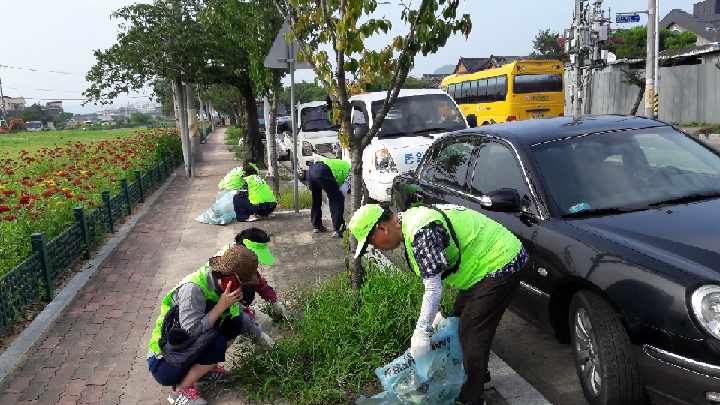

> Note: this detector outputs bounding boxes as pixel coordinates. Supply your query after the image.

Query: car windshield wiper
[412,127,449,135]
[378,131,410,138]
[561,207,644,219]
[647,191,720,207]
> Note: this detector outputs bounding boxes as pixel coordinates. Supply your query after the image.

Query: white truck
[345,89,468,202]
[281,101,341,180]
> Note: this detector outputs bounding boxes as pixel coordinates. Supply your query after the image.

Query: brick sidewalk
[0,129,346,404]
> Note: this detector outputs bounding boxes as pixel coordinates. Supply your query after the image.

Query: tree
[530,29,567,61]
[84,0,211,177]
[607,26,698,59]
[278,81,328,111]
[20,104,48,124]
[274,0,471,288]
[130,112,154,126]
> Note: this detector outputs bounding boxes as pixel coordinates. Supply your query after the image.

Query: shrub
[276,186,312,210]
[233,264,457,404]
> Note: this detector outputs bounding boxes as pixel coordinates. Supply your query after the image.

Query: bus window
[477,79,488,103]
[468,80,476,103]
[497,75,508,101]
[513,74,563,94]
[487,77,497,101]
[461,81,471,105]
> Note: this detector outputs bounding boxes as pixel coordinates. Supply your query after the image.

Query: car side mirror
[479,188,523,212]
[466,114,478,128]
[353,123,369,138]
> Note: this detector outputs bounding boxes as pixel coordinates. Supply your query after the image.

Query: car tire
[569,291,645,405]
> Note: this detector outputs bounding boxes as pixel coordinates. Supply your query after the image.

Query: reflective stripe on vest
[148,264,240,355]
[245,174,276,204]
[401,204,522,290]
[320,158,350,186]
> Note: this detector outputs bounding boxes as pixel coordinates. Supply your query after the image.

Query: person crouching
[233,164,277,222]
[147,246,261,405]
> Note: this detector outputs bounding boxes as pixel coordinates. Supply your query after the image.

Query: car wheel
[569,291,645,405]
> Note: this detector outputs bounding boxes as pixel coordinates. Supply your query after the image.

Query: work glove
[410,329,432,361]
[257,331,275,349]
[271,302,292,321]
[431,312,445,331]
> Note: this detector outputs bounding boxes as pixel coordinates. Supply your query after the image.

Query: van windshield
[301,105,337,132]
[371,94,466,138]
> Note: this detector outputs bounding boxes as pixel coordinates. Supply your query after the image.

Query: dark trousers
[233,191,277,221]
[308,162,345,232]
[452,264,528,405]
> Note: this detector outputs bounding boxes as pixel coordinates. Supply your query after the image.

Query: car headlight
[375,148,397,173]
[691,285,720,340]
[302,141,313,156]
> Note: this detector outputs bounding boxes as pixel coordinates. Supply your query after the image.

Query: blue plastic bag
[357,317,466,405]
[195,190,238,225]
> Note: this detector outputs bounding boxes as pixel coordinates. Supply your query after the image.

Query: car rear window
[513,74,563,94]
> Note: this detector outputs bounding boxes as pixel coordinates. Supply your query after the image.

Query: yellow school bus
[441,59,565,125]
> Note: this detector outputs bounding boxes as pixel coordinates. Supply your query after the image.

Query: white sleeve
[416,274,443,334]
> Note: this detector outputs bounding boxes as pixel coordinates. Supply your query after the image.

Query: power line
[0,64,79,76]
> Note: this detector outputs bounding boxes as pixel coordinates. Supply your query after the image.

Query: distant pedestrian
[307,158,351,237]
[233,163,277,222]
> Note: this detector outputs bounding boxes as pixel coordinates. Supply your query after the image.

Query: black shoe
[313,226,328,233]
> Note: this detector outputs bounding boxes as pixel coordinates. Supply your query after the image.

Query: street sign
[616,14,641,23]
[264,22,311,69]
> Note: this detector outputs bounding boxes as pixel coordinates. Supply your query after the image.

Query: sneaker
[313,226,328,233]
[200,363,228,382]
[246,215,259,222]
[331,231,342,238]
[168,386,207,405]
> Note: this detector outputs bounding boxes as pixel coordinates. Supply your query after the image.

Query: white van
[282,101,340,180]
[345,89,468,202]
[26,121,44,132]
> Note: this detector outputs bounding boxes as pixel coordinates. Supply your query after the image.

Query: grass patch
[225,126,244,145]
[233,265,456,405]
[276,186,312,210]
[0,128,136,157]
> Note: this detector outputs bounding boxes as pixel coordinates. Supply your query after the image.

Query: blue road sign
[616,14,641,23]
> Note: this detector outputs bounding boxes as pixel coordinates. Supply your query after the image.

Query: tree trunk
[172,80,192,177]
[349,146,365,290]
[238,76,264,166]
[267,72,282,196]
[186,83,201,163]
[631,83,646,116]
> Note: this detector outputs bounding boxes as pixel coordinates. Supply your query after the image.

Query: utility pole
[0,76,7,119]
[644,0,658,118]
[566,0,610,120]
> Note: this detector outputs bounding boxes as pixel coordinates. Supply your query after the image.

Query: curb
[0,172,178,384]
[489,351,552,405]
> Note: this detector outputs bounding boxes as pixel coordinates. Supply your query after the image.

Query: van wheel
[569,291,645,405]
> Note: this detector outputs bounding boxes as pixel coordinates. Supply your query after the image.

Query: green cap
[242,239,275,266]
[348,204,385,259]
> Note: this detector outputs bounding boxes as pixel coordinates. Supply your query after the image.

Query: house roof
[660,9,720,42]
[454,56,526,74]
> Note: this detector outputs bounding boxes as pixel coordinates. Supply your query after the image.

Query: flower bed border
[0,153,181,337]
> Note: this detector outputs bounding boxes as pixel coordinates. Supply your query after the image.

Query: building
[1,96,26,113]
[661,0,720,46]
[453,56,526,74]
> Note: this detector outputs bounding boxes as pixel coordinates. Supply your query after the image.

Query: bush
[225,126,244,145]
[276,186,312,210]
[233,265,457,404]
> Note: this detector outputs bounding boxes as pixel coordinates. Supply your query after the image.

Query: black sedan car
[391,116,720,405]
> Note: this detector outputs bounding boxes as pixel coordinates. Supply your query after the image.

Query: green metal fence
[0,154,181,336]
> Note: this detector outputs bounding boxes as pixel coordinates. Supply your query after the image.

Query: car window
[471,142,529,196]
[421,140,476,189]
[351,108,366,125]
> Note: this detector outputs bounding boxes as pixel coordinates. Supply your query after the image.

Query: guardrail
[0,154,181,337]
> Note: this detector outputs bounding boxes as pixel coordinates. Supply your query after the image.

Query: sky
[0,0,696,114]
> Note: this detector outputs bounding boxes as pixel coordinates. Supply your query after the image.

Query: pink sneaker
[168,386,207,405]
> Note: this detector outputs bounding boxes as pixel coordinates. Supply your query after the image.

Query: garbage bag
[195,190,237,225]
[357,317,465,405]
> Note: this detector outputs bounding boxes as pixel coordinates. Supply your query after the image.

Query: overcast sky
[0,0,695,114]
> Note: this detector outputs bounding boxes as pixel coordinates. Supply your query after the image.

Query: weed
[232,260,457,404]
[276,187,312,210]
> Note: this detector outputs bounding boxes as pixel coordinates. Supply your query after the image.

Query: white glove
[410,329,432,361]
[431,312,445,330]
[271,302,292,321]
[257,331,275,348]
